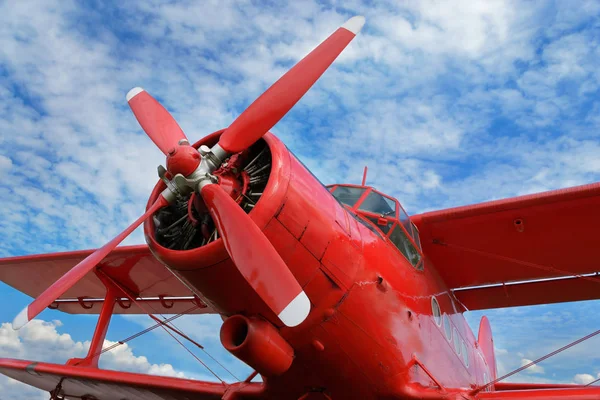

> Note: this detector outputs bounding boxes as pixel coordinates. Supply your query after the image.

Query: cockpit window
[411,223,422,250]
[331,185,424,270]
[358,191,396,217]
[351,213,383,239]
[389,224,422,267]
[331,186,365,207]
[399,207,412,236]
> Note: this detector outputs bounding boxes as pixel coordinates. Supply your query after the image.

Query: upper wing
[411,182,600,310]
[0,358,263,400]
[0,245,214,315]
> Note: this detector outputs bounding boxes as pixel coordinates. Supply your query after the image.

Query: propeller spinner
[13,15,365,330]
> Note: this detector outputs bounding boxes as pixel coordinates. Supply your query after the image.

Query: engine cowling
[144,129,359,329]
[144,130,292,322]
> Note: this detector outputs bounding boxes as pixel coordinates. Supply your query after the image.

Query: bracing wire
[585,376,600,387]
[76,307,197,363]
[98,271,231,383]
[473,327,600,394]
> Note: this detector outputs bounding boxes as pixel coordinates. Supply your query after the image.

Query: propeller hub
[166,144,201,177]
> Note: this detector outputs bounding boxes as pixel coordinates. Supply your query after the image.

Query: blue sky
[2,0,600,397]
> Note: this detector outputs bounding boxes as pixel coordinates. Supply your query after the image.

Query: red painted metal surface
[221,315,294,377]
[456,275,600,310]
[0,359,263,399]
[166,143,201,176]
[494,383,589,391]
[476,387,600,399]
[412,182,600,289]
[66,282,117,368]
[0,245,213,314]
[478,316,497,382]
[138,129,499,399]
[361,166,368,186]
[201,182,304,321]
[127,88,187,155]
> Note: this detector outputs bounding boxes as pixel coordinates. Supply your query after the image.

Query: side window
[443,314,452,341]
[461,340,469,367]
[431,297,442,326]
[389,224,422,267]
[453,328,461,355]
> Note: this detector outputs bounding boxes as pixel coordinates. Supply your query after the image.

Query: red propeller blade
[12,195,170,330]
[127,87,188,155]
[201,183,310,327]
[218,16,365,154]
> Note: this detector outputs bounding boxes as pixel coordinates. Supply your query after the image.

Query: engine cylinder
[220,315,294,377]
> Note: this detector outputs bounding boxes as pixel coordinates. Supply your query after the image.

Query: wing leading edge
[0,245,214,315]
[0,358,263,400]
[412,182,600,310]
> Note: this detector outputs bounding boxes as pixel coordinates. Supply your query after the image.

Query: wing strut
[96,270,238,382]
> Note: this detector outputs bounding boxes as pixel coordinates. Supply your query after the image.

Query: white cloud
[520,358,545,374]
[573,373,599,385]
[0,155,12,173]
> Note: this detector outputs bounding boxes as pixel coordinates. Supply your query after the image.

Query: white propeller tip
[278,291,311,327]
[126,87,145,102]
[12,307,29,330]
[341,15,365,35]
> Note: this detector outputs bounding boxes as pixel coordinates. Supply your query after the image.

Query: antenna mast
[361,166,368,186]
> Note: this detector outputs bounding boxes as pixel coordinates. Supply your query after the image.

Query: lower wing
[477,386,600,399]
[0,358,263,400]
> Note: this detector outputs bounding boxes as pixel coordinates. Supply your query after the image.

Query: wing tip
[278,291,311,327]
[126,87,145,102]
[12,307,29,330]
[342,15,366,35]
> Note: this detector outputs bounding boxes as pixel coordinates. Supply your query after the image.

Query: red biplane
[2,15,600,400]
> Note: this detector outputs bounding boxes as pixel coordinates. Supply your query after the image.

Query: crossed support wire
[59,267,239,387]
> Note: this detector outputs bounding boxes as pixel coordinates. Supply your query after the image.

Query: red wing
[0,245,214,315]
[0,358,263,400]
[476,386,600,399]
[412,182,600,310]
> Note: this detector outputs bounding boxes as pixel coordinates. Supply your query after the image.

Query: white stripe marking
[278,291,310,327]
[341,16,366,35]
[12,306,29,330]
[126,87,145,102]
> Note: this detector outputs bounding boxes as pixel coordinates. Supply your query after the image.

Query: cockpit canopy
[327,184,423,269]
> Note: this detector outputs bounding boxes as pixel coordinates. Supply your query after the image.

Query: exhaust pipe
[220,315,294,377]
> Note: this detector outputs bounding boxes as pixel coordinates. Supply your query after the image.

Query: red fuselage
[144,131,495,399]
